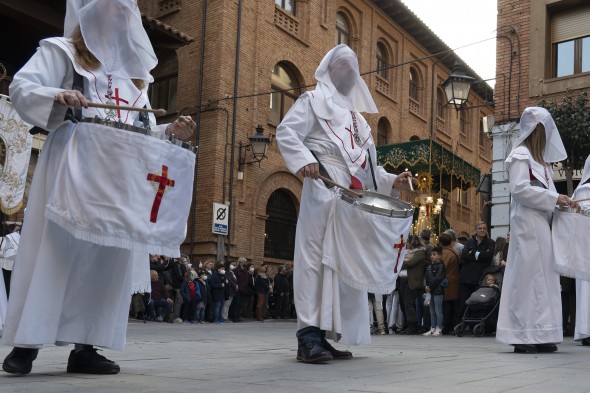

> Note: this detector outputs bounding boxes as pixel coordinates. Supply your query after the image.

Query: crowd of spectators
[130,256,295,324]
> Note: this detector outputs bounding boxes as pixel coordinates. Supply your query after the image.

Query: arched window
[269,63,301,124]
[336,12,350,46]
[275,0,295,15]
[409,67,419,102]
[376,42,388,79]
[264,189,297,260]
[377,117,389,146]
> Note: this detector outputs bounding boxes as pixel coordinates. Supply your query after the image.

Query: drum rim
[340,189,414,218]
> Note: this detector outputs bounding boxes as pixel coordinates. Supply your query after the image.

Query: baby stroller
[454,266,503,337]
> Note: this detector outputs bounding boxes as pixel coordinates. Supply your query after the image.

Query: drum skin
[340,189,414,218]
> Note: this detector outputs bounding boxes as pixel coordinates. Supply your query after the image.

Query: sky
[401,0,497,87]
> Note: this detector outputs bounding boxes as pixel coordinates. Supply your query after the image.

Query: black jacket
[460,235,495,285]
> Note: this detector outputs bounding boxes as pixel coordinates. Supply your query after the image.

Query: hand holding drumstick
[393,171,417,191]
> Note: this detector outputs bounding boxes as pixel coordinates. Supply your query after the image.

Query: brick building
[490,0,590,238]
[0,0,494,265]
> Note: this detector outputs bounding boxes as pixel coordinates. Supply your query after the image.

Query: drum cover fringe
[45,207,181,257]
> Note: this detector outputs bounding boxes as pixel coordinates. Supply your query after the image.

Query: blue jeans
[195,305,205,322]
[429,294,444,329]
[148,298,171,319]
[213,300,224,322]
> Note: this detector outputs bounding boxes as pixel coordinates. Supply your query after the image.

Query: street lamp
[238,124,272,172]
[442,61,476,111]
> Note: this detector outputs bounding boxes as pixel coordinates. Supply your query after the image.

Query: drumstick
[318,175,363,198]
[571,197,590,203]
[87,102,167,116]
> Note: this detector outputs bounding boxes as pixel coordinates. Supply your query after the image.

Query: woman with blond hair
[1,0,194,375]
[496,107,576,354]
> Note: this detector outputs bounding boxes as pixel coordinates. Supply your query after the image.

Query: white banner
[0,95,33,215]
[45,122,195,257]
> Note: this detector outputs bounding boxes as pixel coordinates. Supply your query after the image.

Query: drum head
[340,189,414,218]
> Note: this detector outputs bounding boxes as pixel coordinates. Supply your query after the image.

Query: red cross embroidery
[146,165,175,223]
[393,234,406,273]
[105,87,129,119]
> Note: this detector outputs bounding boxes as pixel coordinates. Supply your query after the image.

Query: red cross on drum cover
[146,165,175,223]
[393,234,406,273]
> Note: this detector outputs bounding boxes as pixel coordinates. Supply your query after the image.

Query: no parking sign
[212,202,229,235]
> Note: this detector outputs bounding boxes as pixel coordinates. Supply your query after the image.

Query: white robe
[496,146,562,345]
[1,39,162,350]
[276,92,397,345]
[573,184,590,341]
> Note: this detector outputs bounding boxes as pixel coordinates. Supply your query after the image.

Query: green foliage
[539,90,590,169]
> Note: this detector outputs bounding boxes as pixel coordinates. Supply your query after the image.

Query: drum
[322,189,414,294]
[340,189,414,218]
[552,206,590,281]
[44,119,196,257]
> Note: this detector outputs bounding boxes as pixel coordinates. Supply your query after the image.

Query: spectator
[368,293,386,335]
[458,221,495,321]
[170,257,187,323]
[255,265,271,322]
[273,265,290,319]
[223,261,238,321]
[210,262,226,324]
[231,257,250,322]
[147,270,173,322]
[439,233,460,335]
[492,237,508,267]
[423,247,446,337]
[203,260,215,322]
[195,271,208,324]
[0,223,21,297]
[180,271,199,323]
[443,228,464,255]
[398,235,427,335]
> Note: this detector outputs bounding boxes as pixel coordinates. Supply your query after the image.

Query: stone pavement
[2,319,590,393]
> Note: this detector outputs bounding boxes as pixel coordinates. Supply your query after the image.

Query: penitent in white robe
[1,38,165,350]
[276,92,397,345]
[573,184,590,341]
[496,146,563,345]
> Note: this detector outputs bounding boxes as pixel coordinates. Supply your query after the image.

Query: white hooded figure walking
[276,45,413,363]
[496,107,575,354]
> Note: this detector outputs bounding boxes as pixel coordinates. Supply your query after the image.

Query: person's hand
[393,171,416,190]
[168,115,195,139]
[298,163,320,179]
[166,298,173,304]
[55,90,88,109]
[557,194,577,208]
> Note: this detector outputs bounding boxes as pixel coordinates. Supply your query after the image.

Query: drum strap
[367,150,378,191]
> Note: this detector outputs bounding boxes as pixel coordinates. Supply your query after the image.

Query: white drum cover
[321,194,412,294]
[45,122,195,257]
[553,209,590,281]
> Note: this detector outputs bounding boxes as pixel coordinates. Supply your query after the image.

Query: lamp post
[442,61,476,111]
[238,124,272,173]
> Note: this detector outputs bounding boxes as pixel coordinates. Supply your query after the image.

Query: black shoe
[296,342,333,364]
[536,343,558,353]
[582,338,590,346]
[2,347,39,375]
[513,344,538,354]
[67,346,120,374]
[321,340,353,360]
[398,327,417,335]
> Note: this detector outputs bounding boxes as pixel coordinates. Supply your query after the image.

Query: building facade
[490,0,590,239]
[0,0,494,265]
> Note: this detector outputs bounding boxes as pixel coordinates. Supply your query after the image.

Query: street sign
[212,202,229,235]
